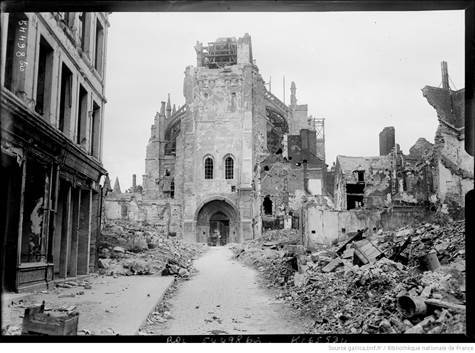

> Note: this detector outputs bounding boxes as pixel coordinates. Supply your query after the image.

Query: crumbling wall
[304,206,430,248]
[434,125,474,207]
[380,206,430,230]
[104,195,183,237]
[304,208,381,248]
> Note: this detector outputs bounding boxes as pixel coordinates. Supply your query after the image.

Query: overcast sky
[103,11,464,190]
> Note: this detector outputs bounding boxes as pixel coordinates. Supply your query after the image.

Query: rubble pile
[378,220,465,267]
[231,220,466,334]
[98,220,206,278]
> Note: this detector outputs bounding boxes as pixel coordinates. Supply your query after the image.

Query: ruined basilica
[106,34,327,243]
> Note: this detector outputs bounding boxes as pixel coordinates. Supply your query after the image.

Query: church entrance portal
[195,199,239,245]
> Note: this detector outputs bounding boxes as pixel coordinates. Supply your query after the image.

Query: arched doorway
[195,199,239,245]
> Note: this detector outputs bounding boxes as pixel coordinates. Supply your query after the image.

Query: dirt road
[146,246,309,335]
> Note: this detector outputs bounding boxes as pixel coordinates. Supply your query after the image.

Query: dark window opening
[21,160,49,263]
[94,18,104,74]
[91,101,101,158]
[170,180,175,199]
[58,63,73,134]
[357,170,365,182]
[165,169,170,176]
[205,157,213,179]
[79,12,87,51]
[225,156,234,179]
[35,36,54,118]
[77,84,88,147]
[276,148,283,155]
[65,13,75,28]
[263,195,272,215]
[292,215,299,229]
[120,203,128,218]
[231,185,236,192]
[164,121,180,155]
[346,183,365,210]
[263,165,269,171]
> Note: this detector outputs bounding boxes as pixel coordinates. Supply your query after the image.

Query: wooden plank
[424,299,466,313]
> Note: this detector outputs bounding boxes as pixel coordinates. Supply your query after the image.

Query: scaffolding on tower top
[200,38,238,68]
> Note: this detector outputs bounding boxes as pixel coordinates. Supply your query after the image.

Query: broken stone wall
[434,125,473,207]
[304,206,430,248]
[104,194,182,237]
[334,153,434,211]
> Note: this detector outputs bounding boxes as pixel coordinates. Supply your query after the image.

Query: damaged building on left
[1,12,110,292]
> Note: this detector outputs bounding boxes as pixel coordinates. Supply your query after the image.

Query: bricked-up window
[94,18,104,74]
[58,63,73,135]
[205,157,213,179]
[170,179,175,199]
[35,36,54,117]
[225,156,234,179]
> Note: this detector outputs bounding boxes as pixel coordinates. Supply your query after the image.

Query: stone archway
[195,199,239,245]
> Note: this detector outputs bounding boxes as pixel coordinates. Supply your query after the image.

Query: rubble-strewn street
[97,220,205,278]
[231,219,466,334]
[1,10,470,340]
[1,220,206,336]
[140,246,311,335]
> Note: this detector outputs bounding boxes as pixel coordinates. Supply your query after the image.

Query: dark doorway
[263,195,273,215]
[209,212,229,246]
[1,154,22,291]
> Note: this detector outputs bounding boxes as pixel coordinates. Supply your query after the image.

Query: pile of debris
[231,220,466,334]
[98,220,206,278]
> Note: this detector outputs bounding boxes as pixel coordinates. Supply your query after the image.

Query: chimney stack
[441,61,449,90]
[132,174,137,189]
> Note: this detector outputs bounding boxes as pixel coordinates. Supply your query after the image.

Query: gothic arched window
[225,156,234,179]
[204,157,213,179]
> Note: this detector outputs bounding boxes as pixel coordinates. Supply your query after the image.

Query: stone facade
[422,62,473,210]
[133,34,324,244]
[1,12,109,292]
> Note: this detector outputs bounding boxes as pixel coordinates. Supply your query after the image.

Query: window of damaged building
[346,170,365,210]
[94,18,104,75]
[20,158,51,264]
[78,12,89,53]
[170,179,175,199]
[91,101,101,158]
[204,157,214,179]
[77,84,88,148]
[59,63,73,135]
[225,156,234,179]
[164,121,180,155]
[263,195,273,215]
[35,36,54,118]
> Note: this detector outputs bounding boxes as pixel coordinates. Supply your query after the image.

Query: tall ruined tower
[179,34,266,243]
[142,34,302,243]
